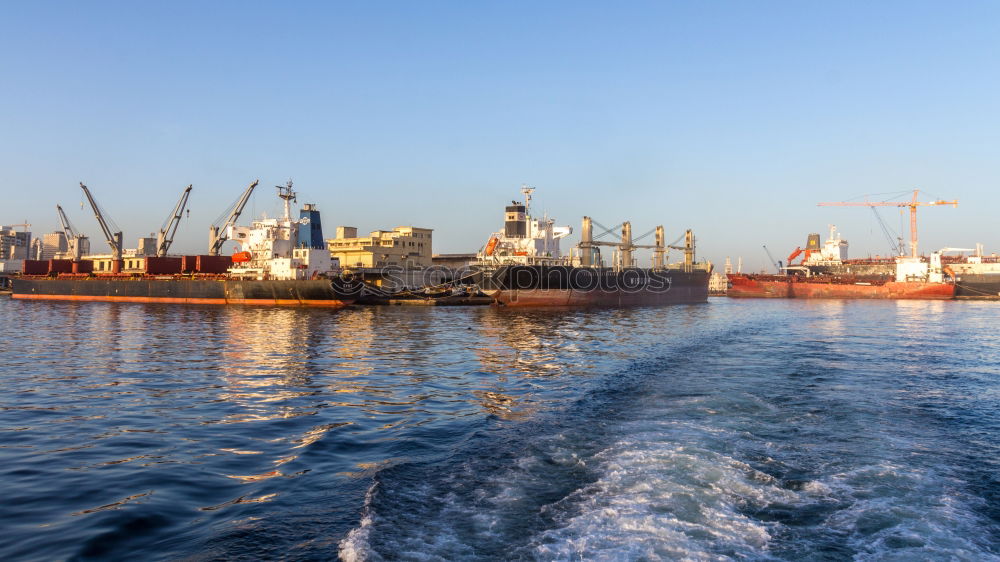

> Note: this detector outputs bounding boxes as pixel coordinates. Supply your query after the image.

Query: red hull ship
[727,273,954,300]
[727,225,958,300]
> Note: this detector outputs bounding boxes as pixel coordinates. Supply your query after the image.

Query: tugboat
[473,186,711,307]
[12,181,360,307]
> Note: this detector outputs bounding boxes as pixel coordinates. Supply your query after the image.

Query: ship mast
[277,180,296,221]
[520,184,534,218]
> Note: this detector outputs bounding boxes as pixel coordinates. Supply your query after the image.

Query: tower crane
[208,180,259,256]
[80,182,124,272]
[56,204,88,260]
[818,189,957,258]
[157,184,192,257]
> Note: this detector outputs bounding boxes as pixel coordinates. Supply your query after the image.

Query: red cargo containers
[180,255,231,274]
[181,255,198,273]
[144,256,182,275]
[195,255,232,274]
[48,260,73,274]
[73,260,95,274]
[23,260,48,275]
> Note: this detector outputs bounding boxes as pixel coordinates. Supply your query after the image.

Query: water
[1,298,999,560]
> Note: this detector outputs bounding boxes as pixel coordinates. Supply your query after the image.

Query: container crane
[157,184,192,257]
[80,182,124,272]
[818,189,957,258]
[56,204,88,261]
[208,180,259,256]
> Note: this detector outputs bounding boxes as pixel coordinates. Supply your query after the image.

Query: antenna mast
[520,184,535,216]
[276,180,296,221]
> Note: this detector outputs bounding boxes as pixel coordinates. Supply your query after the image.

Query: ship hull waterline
[726,274,954,300]
[11,278,357,308]
[479,265,711,308]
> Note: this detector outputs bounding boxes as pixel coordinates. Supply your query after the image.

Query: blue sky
[2,1,998,270]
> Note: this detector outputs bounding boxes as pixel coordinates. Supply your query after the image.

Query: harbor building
[40,232,68,260]
[709,272,729,295]
[1,225,31,272]
[54,237,91,260]
[137,236,158,256]
[87,236,175,272]
[327,226,433,269]
[1,225,32,260]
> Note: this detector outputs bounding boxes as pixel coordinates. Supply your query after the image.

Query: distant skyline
[2,1,998,271]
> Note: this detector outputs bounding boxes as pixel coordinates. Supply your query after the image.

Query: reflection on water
[2,301,669,560]
[2,299,998,560]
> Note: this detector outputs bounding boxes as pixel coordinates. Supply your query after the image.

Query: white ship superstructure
[227,182,333,280]
[474,186,572,266]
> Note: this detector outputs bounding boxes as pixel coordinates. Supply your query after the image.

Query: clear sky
[2,1,998,270]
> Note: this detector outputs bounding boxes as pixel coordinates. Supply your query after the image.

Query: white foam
[338,482,380,562]
[819,463,998,560]
[527,423,795,560]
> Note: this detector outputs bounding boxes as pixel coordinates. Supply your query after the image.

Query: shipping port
[10,181,360,307]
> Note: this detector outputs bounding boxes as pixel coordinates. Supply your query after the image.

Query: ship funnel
[505,203,527,239]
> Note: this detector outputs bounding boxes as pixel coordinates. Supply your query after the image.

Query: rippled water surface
[1,298,999,560]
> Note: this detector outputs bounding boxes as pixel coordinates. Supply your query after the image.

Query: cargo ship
[944,245,1000,299]
[12,181,360,307]
[472,186,711,307]
[727,227,955,300]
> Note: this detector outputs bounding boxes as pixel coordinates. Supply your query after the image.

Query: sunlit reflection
[226,470,284,483]
[71,491,152,516]
[199,493,279,511]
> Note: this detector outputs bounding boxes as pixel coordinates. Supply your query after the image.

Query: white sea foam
[819,463,998,561]
[526,421,795,560]
[338,482,380,562]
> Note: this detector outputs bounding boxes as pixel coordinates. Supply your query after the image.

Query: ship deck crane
[582,218,694,270]
[818,189,957,258]
[209,180,259,256]
[56,204,88,260]
[80,182,123,271]
[157,185,192,257]
[763,245,781,273]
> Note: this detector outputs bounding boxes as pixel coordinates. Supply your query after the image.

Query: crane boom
[80,182,123,261]
[818,189,957,258]
[157,184,192,257]
[208,179,259,256]
[56,205,77,239]
[762,245,781,273]
[57,204,88,261]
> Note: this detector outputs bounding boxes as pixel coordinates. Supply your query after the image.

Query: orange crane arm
[817,189,957,258]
